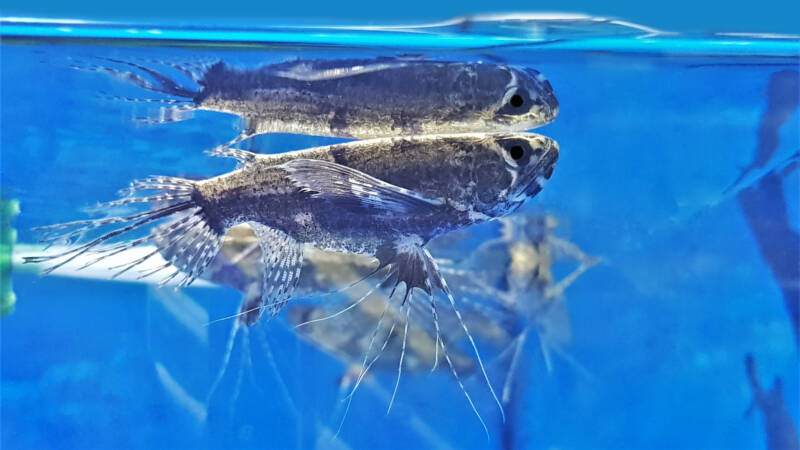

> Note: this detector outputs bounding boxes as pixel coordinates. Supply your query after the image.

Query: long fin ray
[25,201,193,274]
[252,326,301,416]
[24,177,223,287]
[70,56,198,99]
[427,247,506,423]
[293,274,389,329]
[335,297,392,437]
[206,317,243,405]
[439,335,490,439]
[371,239,504,433]
[387,303,410,415]
[502,330,528,406]
[96,93,194,105]
[100,57,198,98]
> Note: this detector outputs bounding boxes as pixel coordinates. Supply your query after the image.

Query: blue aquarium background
[1,14,799,450]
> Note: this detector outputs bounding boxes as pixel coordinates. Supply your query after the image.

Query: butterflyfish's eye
[510,94,524,108]
[509,145,524,160]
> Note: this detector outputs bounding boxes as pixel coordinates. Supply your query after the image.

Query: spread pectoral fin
[268,59,410,81]
[366,237,505,432]
[249,223,304,317]
[281,159,442,214]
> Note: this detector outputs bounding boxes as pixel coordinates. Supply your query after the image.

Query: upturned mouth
[521,139,559,198]
[525,68,559,124]
[542,92,559,123]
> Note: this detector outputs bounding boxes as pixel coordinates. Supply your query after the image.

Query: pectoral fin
[281,158,442,214]
[367,238,505,432]
[268,59,410,81]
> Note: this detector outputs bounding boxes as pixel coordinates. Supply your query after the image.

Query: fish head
[468,133,559,218]
[490,66,559,130]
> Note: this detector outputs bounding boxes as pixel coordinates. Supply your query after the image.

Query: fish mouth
[520,138,559,198]
[524,68,559,125]
[540,91,559,124]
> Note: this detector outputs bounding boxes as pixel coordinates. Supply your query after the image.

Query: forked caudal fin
[25,167,306,320]
[23,177,223,288]
[337,236,505,439]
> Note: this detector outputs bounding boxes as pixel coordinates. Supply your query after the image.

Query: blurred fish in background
[735,70,800,347]
[434,214,599,378]
[745,354,799,450]
[735,68,800,450]
[431,213,598,448]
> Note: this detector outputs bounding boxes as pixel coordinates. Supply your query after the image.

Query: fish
[745,354,800,450]
[25,131,559,434]
[434,213,599,402]
[726,70,799,194]
[733,69,800,346]
[81,57,559,143]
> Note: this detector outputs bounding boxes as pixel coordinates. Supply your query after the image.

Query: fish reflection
[78,57,559,143]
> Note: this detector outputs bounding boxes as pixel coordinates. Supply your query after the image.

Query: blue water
[1,16,799,450]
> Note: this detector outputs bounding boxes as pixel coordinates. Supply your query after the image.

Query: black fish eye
[509,145,525,160]
[499,90,531,116]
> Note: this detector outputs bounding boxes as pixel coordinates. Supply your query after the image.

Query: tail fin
[72,57,200,99]
[23,177,223,287]
[71,57,204,126]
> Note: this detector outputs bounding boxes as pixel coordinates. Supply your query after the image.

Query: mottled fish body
[198,133,557,257]
[87,57,558,140]
[28,132,557,312]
